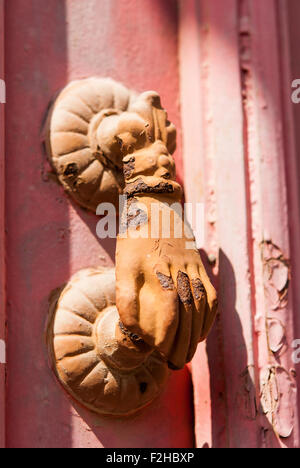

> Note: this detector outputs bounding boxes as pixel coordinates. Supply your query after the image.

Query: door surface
[2,0,300,449]
[4,0,194,448]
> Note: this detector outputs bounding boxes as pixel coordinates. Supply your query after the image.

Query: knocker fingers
[116,274,140,332]
[155,266,209,369]
[165,270,193,369]
[186,266,207,362]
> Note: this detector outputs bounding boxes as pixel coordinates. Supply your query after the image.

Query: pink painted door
[2,0,300,449]
[3,0,193,448]
[179,0,300,448]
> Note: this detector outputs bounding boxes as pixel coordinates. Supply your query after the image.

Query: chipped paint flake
[260,366,296,439]
[262,241,290,310]
[267,318,285,354]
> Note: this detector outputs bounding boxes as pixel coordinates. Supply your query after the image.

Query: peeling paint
[267,318,286,354]
[260,366,296,438]
[262,241,290,310]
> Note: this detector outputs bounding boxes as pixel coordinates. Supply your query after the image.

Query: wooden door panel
[5,0,193,448]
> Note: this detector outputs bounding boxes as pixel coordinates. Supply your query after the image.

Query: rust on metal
[177,271,193,305]
[156,272,174,290]
[124,178,175,197]
[123,156,135,179]
[191,278,205,300]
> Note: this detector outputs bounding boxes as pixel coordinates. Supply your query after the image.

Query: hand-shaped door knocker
[45,78,217,416]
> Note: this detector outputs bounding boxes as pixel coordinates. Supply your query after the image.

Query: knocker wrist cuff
[123,176,182,199]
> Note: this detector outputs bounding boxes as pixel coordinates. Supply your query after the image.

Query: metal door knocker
[44,78,217,416]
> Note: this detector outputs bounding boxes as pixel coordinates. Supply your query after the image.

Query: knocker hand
[116,188,217,370]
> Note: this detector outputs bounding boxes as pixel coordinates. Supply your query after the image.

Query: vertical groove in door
[178,0,228,449]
